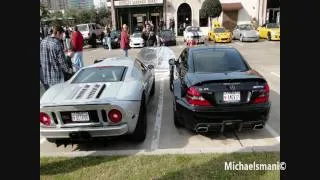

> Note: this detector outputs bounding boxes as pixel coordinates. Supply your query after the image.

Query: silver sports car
[40,56,155,143]
[232,24,259,42]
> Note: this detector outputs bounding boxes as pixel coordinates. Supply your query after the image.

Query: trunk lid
[186,71,267,106]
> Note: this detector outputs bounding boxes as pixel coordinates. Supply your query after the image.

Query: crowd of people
[40,20,172,90]
[40,25,84,90]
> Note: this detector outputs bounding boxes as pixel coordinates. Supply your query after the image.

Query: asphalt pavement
[40,37,280,156]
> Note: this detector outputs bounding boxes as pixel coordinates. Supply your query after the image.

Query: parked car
[40,56,155,144]
[233,24,259,42]
[169,46,271,132]
[159,29,176,46]
[76,23,104,45]
[208,27,232,43]
[183,26,205,44]
[130,32,144,48]
[257,23,280,41]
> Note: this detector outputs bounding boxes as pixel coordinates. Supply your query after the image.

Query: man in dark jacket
[142,24,157,47]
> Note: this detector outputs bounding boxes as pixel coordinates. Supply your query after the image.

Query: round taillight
[40,112,51,126]
[108,109,122,123]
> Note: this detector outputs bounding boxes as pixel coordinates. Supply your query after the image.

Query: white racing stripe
[265,124,280,142]
[150,78,164,151]
[270,72,280,78]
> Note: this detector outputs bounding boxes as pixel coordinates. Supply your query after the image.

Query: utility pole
[110,0,116,30]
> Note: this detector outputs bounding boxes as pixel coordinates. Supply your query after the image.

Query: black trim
[96,84,106,99]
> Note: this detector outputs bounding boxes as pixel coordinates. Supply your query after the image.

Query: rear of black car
[173,47,270,132]
[159,30,176,46]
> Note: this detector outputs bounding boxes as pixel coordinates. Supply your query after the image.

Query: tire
[173,101,182,127]
[130,95,147,142]
[240,35,243,42]
[267,33,271,41]
[150,78,155,96]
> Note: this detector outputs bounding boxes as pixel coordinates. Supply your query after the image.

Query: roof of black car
[189,45,234,50]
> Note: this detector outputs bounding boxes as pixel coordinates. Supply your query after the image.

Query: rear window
[192,49,249,73]
[72,66,127,83]
[77,25,88,31]
[132,33,141,37]
[214,28,226,33]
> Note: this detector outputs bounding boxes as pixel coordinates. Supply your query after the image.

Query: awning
[222,3,243,11]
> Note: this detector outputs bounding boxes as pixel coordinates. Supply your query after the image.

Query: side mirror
[169,58,175,65]
[147,64,154,69]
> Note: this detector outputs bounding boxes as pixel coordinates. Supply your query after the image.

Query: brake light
[88,32,90,36]
[186,86,212,106]
[252,84,270,104]
[40,112,51,126]
[108,109,122,123]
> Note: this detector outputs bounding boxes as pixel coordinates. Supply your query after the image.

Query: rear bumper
[175,99,270,131]
[40,124,129,139]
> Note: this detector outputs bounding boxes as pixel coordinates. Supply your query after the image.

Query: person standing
[106,27,112,51]
[71,26,84,71]
[120,24,130,57]
[142,24,157,47]
[64,25,71,50]
[40,26,74,90]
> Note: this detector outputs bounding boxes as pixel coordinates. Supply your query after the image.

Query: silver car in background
[40,56,155,144]
[233,24,259,42]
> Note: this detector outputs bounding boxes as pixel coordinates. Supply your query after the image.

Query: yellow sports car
[257,23,280,41]
[208,27,232,43]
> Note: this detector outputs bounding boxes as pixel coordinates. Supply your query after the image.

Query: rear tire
[173,101,182,127]
[46,138,56,143]
[131,96,147,142]
[267,33,272,41]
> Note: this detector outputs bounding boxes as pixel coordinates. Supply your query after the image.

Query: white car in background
[130,32,144,48]
[183,26,205,44]
[76,23,104,41]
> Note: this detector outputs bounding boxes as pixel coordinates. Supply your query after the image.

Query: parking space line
[265,124,280,142]
[150,78,164,151]
[40,137,46,144]
[270,72,280,78]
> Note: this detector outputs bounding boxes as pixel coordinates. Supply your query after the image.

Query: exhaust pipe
[253,124,264,130]
[196,126,209,133]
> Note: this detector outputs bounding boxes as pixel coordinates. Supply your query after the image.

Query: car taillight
[252,84,270,104]
[40,112,51,126]
[108,109,122,123]
[186,86,212,106]
[88,32,90,36]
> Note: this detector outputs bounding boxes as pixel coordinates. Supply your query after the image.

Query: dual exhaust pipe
[196,123,264,133]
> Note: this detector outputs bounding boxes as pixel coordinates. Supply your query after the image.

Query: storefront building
[107,0,279,35]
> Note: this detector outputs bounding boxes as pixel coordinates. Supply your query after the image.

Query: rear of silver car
[40,101,141,140]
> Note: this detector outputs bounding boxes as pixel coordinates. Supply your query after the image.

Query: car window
[266,23,279,28]
[192,49,249,73]
[92,24,96,29]
[132,33,142,38]
[238,24,254,30]
[71,66,127,83]
[214,28,226,33]
[77,25,88,31]
[135,59,147,74]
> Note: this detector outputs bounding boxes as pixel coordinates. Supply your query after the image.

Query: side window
[135,60,147,75]
[92,24,96,30]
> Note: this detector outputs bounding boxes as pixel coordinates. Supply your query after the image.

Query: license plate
[223,92,241,103]
[71,112,90,122]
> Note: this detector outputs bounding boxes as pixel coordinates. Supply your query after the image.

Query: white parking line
[150,78,164,151]
[270,72,280,78]
[265,124,280,142]
[40,137,46,144]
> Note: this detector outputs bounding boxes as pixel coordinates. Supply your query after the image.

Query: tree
[110,0,116,30]
[200,0,222,18]
[40,3,50,20]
